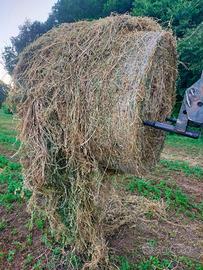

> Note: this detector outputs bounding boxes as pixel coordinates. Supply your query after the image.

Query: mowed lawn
[0,109,203,270]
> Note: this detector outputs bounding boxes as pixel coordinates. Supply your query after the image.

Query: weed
[137,256,173,269]
[0,154,31,207]
[69,253,83,269]
[117,256,203,270]
[0,219,7,231]
[0,252,5,263]
[13,241,25,251]
[26,234,33,246]
[7,249,16,263]
[179,256,203,270]
[147,239,157,248]
[118,256,132,270]
[33,259,43,270]
[41,233,52,248]
[23,254,34,267]
[11,228,18,236]
[35,218,45,231]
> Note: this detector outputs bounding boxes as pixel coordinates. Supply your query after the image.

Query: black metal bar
[143,120,200,139]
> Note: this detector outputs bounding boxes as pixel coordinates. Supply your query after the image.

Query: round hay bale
[12,15,177,268]
[14,15,176,176]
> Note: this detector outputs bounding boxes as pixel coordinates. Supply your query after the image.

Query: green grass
[160,159,203,179]
[0,134,20,147]
[0,110,30,207]
[117,256,203,270]
[0,109,19,150]
[0,154,31,207]
[165,133,203,151]
[127,177,203,220]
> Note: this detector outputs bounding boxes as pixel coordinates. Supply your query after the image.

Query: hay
[12,15,177,269]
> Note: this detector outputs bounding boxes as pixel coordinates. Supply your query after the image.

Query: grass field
[0,109,203,270]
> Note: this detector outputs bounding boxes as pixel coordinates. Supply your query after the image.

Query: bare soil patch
[109,216,203,263]
[0,204,49,270]
[162,146,203,167]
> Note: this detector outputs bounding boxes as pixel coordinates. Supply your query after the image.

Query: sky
[0,0,56,84]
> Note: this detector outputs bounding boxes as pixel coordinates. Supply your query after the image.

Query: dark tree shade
[178,23,203,93]
[103,0,133,15]
[0,81,8,107]
[132,0,203,95]
[2,46,18,75]
[132,0,203,37]
[50,0,106,24]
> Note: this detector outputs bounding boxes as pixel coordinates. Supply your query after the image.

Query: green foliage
[178,23,203,91]
[0,109,20,150]
[0,154,31,207]
[0,134,20,147]
[103,0,133,14]
[32,259,43,270]
[35,218,45,231]
[0,219,7,231]
[7,250,16,263]
[0,252,5,263]
[132,0,202,36]
[3,20,49,75]
[50,0,134,24]
[178,256,203,270]
[23,254,34,267]
[118,256,132,270]
[0,81,8,108]
[127,177,203,219]
[116,256,203,270]
[51,0,105,23]
[137,256,173,269]
[2,46,18,75]
[132,0,203,96]
[26,234,33,246]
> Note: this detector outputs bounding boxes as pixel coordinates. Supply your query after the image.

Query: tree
[2,46,18,75]
[178,23,203,91]
[132,0,203,95]
[103,0,133,15]
[50,0,106,24]
[11,20,47,54]
[3,20,48,75]
[0,80,9,107]
[132,0,203,36]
